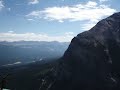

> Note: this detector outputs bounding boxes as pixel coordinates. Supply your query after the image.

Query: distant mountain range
[0,41,69,66]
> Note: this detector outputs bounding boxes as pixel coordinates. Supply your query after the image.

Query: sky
[0,0,119,42]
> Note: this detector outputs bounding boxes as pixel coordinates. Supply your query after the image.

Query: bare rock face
[50,12,120,90]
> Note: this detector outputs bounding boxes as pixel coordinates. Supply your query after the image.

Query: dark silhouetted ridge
[49,12,120,90]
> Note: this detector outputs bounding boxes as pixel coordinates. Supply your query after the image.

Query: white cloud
[0,32,75,42]
[27,1,116,22]
[0,0,4,11]
[99,0,109,3]
[28,0,39,5]
[27,18,34,21]
[26,10,41,18]
[81,21,97,31]
[85,1,97,7]
[8,30,14,33]
[26,1,116,30]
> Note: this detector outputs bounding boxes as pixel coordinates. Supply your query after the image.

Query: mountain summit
[49,12,120,90]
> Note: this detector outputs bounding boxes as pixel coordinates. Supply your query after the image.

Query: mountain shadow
[48,12,120,90]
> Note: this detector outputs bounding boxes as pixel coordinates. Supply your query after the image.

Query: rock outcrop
[50,12,120,90]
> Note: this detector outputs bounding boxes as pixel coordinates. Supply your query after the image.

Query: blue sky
[0,0,119,42]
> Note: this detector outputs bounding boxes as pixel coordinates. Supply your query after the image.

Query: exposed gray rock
[50,12,120,90]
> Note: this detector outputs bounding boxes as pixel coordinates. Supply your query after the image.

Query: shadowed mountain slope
[49,12,120,90]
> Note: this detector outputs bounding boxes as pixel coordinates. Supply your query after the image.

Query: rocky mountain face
[49,12,120,90]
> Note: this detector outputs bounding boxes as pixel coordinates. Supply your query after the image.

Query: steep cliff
[50,12,120,90]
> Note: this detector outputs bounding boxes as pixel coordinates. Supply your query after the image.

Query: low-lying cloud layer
[0,31,74,42]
